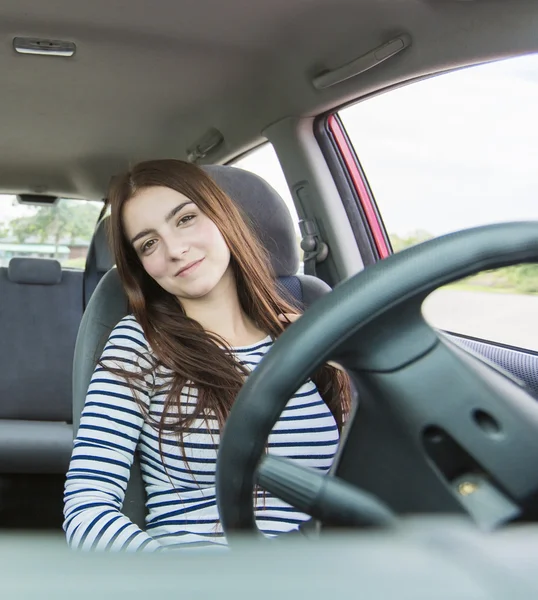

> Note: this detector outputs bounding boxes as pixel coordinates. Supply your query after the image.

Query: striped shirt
[63,315,339,552]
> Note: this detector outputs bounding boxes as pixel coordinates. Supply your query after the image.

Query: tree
[501,264,538,294]
[9,200,102,254]
[390,230,434,252]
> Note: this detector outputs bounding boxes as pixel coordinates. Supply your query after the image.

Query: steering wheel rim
[216,222,538,539]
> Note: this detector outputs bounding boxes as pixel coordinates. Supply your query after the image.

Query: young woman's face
[123,186,232,301]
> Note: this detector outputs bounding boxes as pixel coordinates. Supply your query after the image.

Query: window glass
[339,53,538,349]
[231,143,303,272]
[0,196,102,269]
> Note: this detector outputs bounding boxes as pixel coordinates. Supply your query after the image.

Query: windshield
[0,196,102,269]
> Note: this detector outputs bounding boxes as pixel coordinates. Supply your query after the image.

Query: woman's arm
[63,317,162,552]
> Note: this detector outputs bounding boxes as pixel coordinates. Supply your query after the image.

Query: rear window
[0,196,102,269]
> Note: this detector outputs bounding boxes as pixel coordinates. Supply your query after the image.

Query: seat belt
[299,219,329,276]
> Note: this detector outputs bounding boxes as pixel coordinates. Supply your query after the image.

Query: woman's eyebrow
[164,201,193,223]
[130,201,194,245]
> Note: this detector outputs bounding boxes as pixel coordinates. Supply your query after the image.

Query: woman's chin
[171,281,220,301]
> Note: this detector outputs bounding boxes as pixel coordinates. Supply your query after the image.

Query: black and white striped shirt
[63,315,340,552]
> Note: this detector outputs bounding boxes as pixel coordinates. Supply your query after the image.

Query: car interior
[1,0,538,596]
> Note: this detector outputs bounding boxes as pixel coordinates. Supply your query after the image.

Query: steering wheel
[216,222,538,541]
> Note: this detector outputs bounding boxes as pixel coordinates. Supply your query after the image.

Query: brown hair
[105,159,351,450]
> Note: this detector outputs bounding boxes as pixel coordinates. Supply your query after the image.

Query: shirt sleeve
[63,316,162,552]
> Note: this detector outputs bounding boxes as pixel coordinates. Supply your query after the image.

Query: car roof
[0,0,536,200]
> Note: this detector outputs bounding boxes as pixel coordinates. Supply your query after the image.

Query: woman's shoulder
[99,315,156,380]
[108,314,150,351]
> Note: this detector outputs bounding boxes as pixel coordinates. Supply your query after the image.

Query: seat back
[73,165,331,527]
[0,258,81,472]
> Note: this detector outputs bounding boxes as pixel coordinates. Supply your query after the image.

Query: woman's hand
[278,313,344,371]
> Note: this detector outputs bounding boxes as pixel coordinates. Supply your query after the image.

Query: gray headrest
[93,217,114,273]
[203,165,299,276]
[8,258,62,285]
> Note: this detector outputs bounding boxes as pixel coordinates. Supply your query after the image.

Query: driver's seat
[72,165,331,529]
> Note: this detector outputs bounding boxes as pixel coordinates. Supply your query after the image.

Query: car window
[338,53,538,350]
[231,143,304,273]
[0,196,102,269]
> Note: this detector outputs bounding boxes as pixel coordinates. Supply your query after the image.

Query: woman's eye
[141,239,156,253]
[177,214,195,226]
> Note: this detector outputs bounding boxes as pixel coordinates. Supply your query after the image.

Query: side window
[231,143,303,273]
[338,53,538,350]
[0,197,102,269]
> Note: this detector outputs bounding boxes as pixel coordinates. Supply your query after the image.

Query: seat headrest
[8,258,62,285]
[203,165,299,276]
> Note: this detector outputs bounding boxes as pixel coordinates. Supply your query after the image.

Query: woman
[63,159,351,552]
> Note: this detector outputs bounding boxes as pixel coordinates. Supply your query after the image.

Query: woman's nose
[163,233,189,260]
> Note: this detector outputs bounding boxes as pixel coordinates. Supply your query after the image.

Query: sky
[237,52,538,239]
[0,195,31,222]
[2,52,537,242]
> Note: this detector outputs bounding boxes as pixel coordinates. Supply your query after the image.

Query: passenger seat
[0,258,80,473]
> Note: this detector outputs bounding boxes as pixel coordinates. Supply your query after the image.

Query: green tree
[502,264,538,294]
[390,230,434,252]
[9,200,101,255]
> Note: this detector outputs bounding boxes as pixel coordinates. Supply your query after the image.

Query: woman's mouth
[175,258,204,277]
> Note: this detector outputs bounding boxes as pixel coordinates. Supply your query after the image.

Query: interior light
[13,37,76,57]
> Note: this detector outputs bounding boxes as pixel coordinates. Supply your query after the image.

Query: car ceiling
[0,0,537,200]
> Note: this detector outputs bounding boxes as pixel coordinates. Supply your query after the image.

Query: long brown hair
[105,159,351,450]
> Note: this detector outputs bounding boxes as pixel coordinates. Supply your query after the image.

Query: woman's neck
[180,269,267,348]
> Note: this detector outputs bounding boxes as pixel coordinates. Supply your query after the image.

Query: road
[422,289,538,351]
